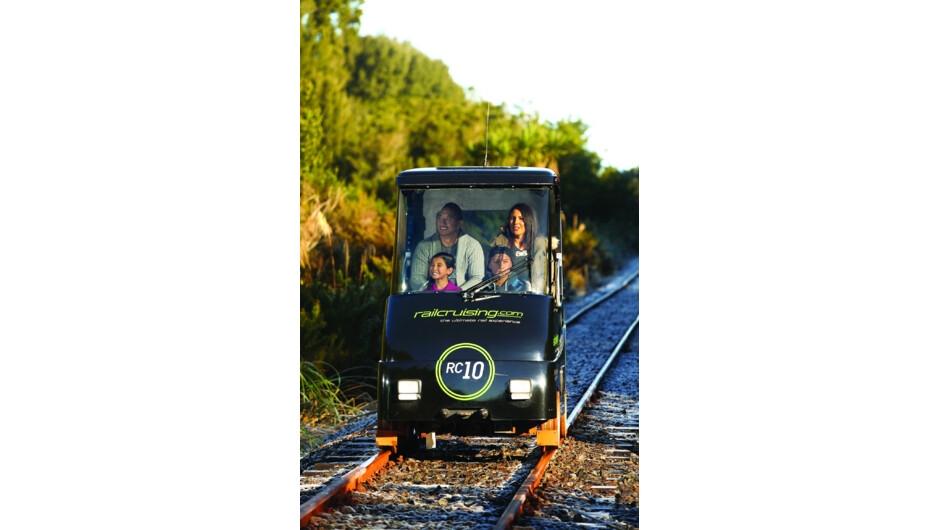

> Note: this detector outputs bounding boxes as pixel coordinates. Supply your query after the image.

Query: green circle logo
[434,343,495,401]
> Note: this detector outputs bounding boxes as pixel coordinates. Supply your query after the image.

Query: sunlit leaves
[298,0,639,400]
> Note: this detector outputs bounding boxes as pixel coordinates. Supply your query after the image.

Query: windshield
[392,188,552,296]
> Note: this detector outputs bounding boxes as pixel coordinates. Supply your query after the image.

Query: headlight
[398,379,421,400]
[509,379,531,400]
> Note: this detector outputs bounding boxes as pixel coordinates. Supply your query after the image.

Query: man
[408,202,484,291]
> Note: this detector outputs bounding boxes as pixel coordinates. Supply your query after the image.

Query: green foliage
[348,36,464,102]
[563,214,615,296]
[300,277,388,369]
[514,121,545,166]
[300,359,374,409]
[300,0,362,183]
[300,79,338,189]
[593,166,640,252]
[299,0,640,399]
[561,153,639,255]
[300,359,374,451]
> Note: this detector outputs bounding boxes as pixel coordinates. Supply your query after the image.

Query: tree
[542,123,583,173]
[514,121,544,167]
[301,0,362,182]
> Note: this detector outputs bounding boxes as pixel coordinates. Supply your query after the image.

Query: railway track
[300,268,639,528]
[508,325,640,529]
[496,300,639,529]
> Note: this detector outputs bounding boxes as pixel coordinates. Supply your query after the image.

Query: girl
[424,252,461,292]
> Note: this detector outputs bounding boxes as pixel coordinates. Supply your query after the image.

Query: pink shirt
[426,280,460,292]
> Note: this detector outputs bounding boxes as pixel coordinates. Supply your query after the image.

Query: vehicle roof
[396,166,558,187]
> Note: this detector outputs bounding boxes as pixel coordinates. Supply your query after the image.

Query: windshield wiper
[462,257,531,301]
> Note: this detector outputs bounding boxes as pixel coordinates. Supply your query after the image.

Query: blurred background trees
[300,0,638,384]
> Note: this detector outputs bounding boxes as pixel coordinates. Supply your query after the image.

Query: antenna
[483,102,490,166]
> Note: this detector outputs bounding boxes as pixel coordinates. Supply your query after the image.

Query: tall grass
[300,360,373,418]
[300,360,375,451]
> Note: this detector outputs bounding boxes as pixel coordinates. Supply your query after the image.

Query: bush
[300,276,389,370]
[563,214,615,296]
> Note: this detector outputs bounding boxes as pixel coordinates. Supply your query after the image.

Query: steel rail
[565,269,638,326]
[300,268,639,527]
[493,315,640,530]
[567,316,639,432]
[493,447,557,529]
[299,449,391,526]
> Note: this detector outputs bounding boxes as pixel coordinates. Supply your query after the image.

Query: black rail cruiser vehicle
[377,166,566,451]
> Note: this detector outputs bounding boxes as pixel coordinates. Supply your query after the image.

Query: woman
[489,203,545,290]
[484,246,531,292]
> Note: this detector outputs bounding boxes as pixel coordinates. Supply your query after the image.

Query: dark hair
[504,203,538,250]
[430,252,456,270]
[483,245,512,278]
[439,202,463,221]
[488,245,511,261]
[485,246,512,280]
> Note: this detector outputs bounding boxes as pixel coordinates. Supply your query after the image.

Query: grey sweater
[409,231,485,291]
